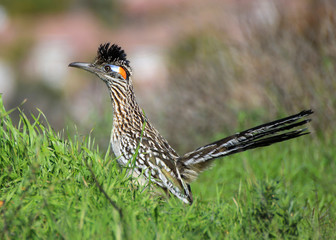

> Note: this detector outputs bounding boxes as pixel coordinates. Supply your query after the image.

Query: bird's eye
[104,65,111,72]
[103,64,128,80]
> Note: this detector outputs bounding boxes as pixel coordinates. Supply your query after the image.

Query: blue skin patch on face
[108,64,120,73]
[104,64,127,80]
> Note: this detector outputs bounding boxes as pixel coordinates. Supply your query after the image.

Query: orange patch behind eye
[118,67,127,80]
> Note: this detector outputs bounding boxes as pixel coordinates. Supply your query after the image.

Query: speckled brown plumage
[69,43,313,204]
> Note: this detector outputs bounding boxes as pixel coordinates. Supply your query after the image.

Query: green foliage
[240,181,302,238]
[84,0,122,25]
[2,0,69,15]
[0,96,335,239]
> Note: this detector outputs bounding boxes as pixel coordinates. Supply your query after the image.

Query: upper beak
[68,62,95,73]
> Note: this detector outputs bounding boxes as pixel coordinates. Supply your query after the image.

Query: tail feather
[180,110,313,182]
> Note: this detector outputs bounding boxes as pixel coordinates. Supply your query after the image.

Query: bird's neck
[108,84,145,129]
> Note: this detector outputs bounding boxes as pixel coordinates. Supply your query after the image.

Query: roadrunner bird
[69,43,313,204]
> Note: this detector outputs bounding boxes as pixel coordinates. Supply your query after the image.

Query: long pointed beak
[68,62,95,73]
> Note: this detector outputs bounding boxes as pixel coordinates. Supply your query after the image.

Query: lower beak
[68,62,95,73]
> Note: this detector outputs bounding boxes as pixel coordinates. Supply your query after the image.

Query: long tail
[179,110,313,182]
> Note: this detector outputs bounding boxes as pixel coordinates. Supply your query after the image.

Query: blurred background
[0,0,335,153]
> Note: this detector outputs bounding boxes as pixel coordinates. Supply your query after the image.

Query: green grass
[0,96,335,239]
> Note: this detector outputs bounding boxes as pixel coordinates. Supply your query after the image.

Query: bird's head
[69,43,132,88]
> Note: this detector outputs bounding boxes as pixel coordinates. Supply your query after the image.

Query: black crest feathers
[97,43,130,67]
